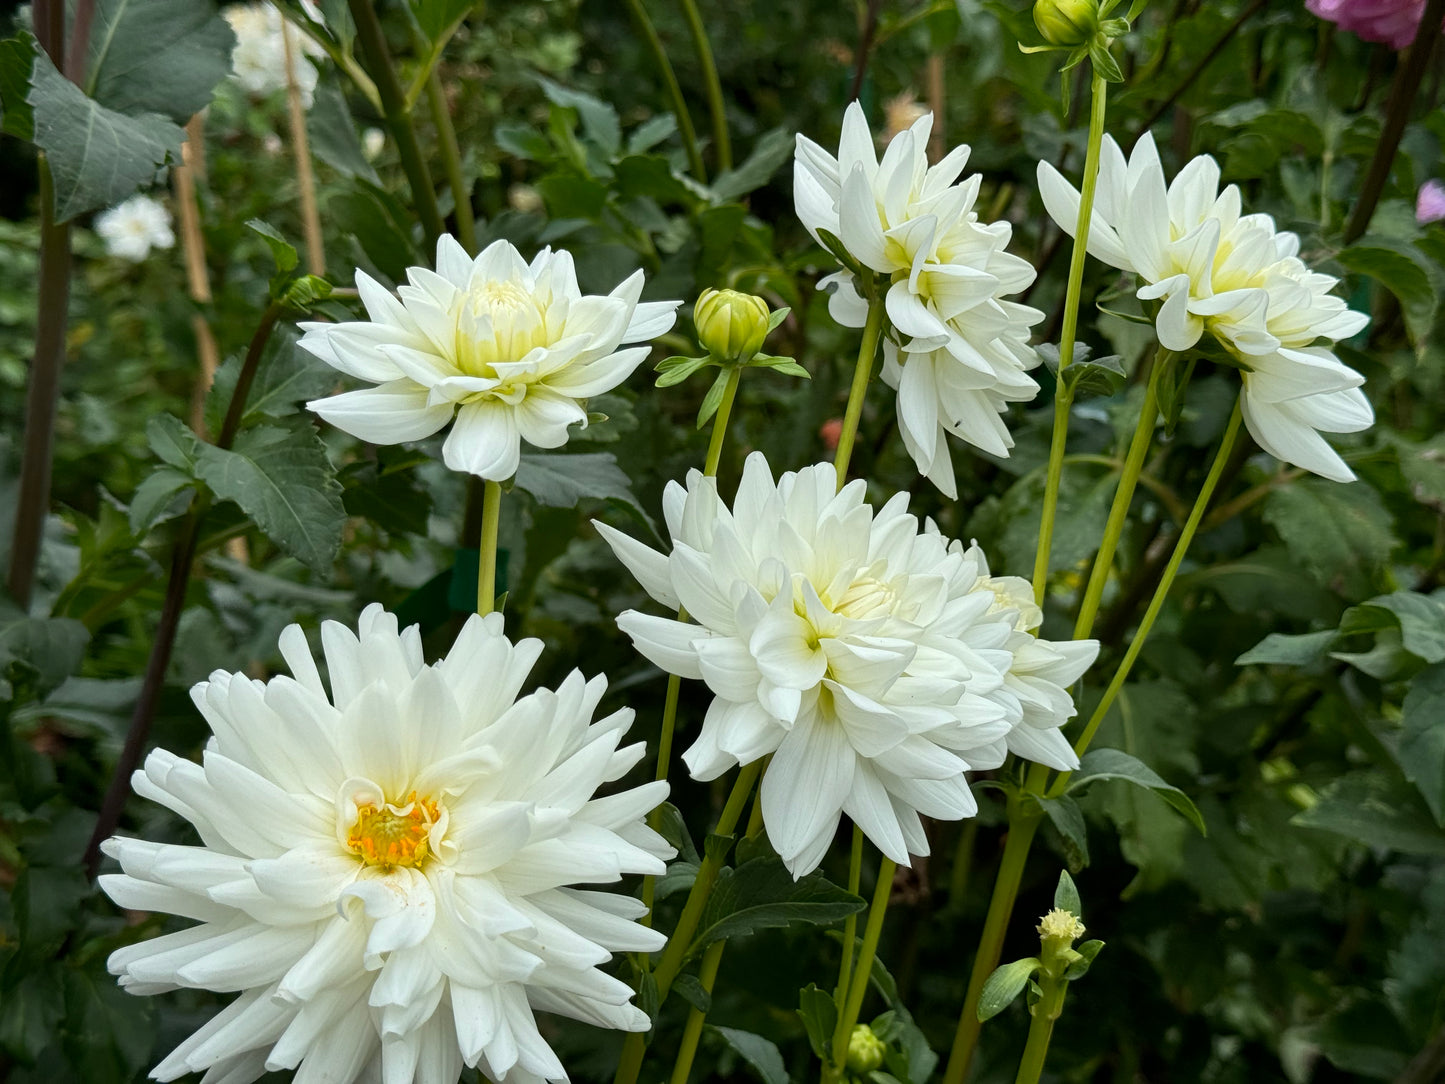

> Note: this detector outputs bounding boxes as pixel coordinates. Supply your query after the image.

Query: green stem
[668,939,726,1084]
[826,856,897,1082]
[1013,978,1067,1084]
[703,366,743,476]
[678,0,731,171]
[424,68,477,254]
[348,0,445,247]
[1072,351,1168,640]
[621,0,707,181]
[477,479,502,615]
[1032,70,1108,606]
[1055,398,1244,780]
[940,798,1044,1084]
[7,153,71,610]
[834,826,865,1005]
[613,760,763,1084]
[833,295,886,491]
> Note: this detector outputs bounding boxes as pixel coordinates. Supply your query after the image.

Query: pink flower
[1306,0,1437,50]
[1419,180,1445,224]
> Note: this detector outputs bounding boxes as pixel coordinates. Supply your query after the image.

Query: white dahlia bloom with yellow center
[302,236,680,480]
[1038,132,1372,482]
[795,101,1044,495]
[94,194,176,262]
[224,4,323,107]
[100,605,672,1084]
[599,453,1072,878]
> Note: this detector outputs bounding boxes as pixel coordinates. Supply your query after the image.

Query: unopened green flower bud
[845,1024,886,1075]
[695,288,771,363]
[1033,0,1099,46]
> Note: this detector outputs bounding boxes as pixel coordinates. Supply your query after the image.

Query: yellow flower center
[346,792,439,869]
[833,576,898,620]
[455,279,552,378]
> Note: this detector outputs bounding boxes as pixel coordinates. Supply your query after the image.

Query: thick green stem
[826,856,897,1082]
[424,68,477,254]
[834,296,886,491]
[833,826,865,1006]
[678,0,731,171]
[621,0,707,181]
[1072,351,1169,640]
[668,939,726,1084]
[941,799,1044,1084]
[703,366,743,476]
[1032,71,1108,606]
[614,760,763,1084]
[348,0,445,247]
[8,154,71,611]
[1056,398,1244,778]
[477,480,502,615]
[1013,978,1067,1084]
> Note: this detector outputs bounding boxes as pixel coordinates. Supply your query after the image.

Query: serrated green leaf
[535,75,620,155]
[977,957,1040,1021]
[1063,355,1129,399]
[690,857,864,955]
[29,50,184,221]
[1035,794,1090,870]
[129,466,195,534]
[626,112,678,154]
[84,0,234,124]
[711,1027,788,1084]
[1069,748,1206,834]
[1340,592,1445,664]
[513,451,641,514]
[1337,238,1436,346]
[146,413,202,472]
[1294,770,1445,855]
[248,218,300,277]
[194,421,344,574]
[1262,479,1395,601]
[1400,664,1445,825]
[0,32,38,140]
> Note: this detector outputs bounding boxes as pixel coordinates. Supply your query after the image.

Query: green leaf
[976,957,1041,1021]
[128,466,195,534]
[1088,37,1124,82]
[673,972,712,1014]
[28,50,184,221]
[248,218,300,277]
[1235,630,1337,666]
[690,857,865,954]
[1400,664,1445,825]
[307,82,379,182]
[1337,238,1436,347]
[1339,592,1445,664]
[627,112,678,155]
[1064,939,1105,981]
[513,451,640,513]
[535,75,620,155]
[797,983,838,1059]
[711,1027,788,1084]
[655,354,713,388]
[696,368,730,429]
[330,182,418,281]
[494,123,553,162]
[193,420,344,575]
[0,966,64,1064]
[0,32,37,140]
[1294,770,1445,856]
[146,413,203,472]
[1262,479,1395,600]
[413,0,477,44]
[650,801,699,864]
[60,966,156,1081]
[0,602,90,702]
[1035,794,1090,870]
[710,127,793,203]
[1069,748,1207,834]
[84,0,235,124]
[1054,870,1082,918]
[1058,354,1129,399]
[341,461,433,537]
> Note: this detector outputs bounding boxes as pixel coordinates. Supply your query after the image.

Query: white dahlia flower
[795,101,1044,494]
[225,4,323,107]
[94,195,175,262]
[302,236,680,480]
[959,543,1099,771]
[100,605,671,1084]
[1037,132,1372,482]
[600,452,1037,878]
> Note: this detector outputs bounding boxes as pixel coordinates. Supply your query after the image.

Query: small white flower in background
[362,126,386,160]
[1038,131,1372,482]
[599,452,1092,878]
[225,4,323,107]
[302,236,680,480]
[94,195,175,262]
[795,101,1045,497]
[101,604,671,1084]
[960,542,1099,771]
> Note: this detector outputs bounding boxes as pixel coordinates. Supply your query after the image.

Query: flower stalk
[833,294,886,489]
[678,0,731,171]
[477,479,502,616]
[825,856,897,1083]
[1032,69,1108,605]
[424,66,477,253]
[621,0,707,181]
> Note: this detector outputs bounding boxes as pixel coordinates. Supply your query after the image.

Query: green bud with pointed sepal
[694,287,771,364]
[1033,0,1100,46]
